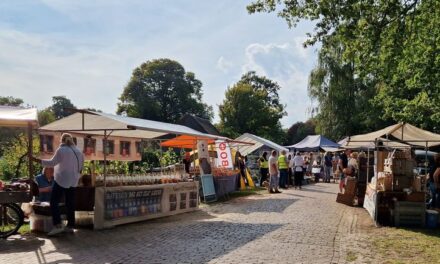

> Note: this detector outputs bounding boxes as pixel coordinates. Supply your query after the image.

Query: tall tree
[218,80,286,143]
[0,96,24,107]
[50,96,76,119]
[117,58,213,123]
[285,119,316,145]
[38,109,56,126]
[248,0,440,132]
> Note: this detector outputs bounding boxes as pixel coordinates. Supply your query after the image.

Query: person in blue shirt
[35,167,54,202]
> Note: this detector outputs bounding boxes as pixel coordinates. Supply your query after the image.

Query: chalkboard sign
[104,189,163,220]
[200,174,217,203]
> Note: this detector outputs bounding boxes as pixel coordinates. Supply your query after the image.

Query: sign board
[200,174,217,203]
[215,140,233,169]
[104,189,163,220]
[197,140,209,159]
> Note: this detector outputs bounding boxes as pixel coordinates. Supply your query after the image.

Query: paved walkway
[0,183,377,264]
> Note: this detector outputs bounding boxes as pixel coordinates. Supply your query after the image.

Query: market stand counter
[94,182,199,229]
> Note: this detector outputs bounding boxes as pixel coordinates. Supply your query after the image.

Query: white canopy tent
[346,123,440,147]
[0,106,38,128]
[339,137,410,149]
[39,109,230,186]
[231,133,288,156]
[39,110,228,141]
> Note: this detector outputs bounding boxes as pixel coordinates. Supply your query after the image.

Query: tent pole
[425,141,428,178]
[367,148,370,182]
[374,139,379,227]
[27,122,33,179]
[159,139,163,176]
[103,129,107,189]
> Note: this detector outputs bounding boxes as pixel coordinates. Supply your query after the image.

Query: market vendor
[183,152,191,174]
[35,167,54,202]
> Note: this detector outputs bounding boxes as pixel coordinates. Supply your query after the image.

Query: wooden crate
[394,201,425,227]
[336,193,354,206]
[345,177,357,195]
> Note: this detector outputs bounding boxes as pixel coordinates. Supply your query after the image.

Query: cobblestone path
[0,183,377,264]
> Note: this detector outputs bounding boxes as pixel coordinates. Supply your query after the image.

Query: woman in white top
[33,133,84,236]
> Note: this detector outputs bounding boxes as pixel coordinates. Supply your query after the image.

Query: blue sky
[0,0,318,127]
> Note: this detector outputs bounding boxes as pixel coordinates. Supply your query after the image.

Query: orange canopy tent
[160,135,254,149]
[160,135,215,149]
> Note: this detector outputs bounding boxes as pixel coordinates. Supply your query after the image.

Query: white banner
[215,140,233,168]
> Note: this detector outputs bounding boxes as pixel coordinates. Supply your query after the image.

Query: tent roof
[347,123,440,147]
[338,137,410,149]
[231,133,288,156]
[39,110,228,140]
[0,106,38,128]
[286,135,339,151]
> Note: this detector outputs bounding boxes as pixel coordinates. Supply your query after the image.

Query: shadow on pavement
[46,221,283,264]
[212,198,297,215]
[300,187,337,195]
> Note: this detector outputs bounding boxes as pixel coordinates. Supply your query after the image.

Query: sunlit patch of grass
[373,227,440,263]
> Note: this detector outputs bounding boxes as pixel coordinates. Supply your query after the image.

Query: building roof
[178,114,220,136]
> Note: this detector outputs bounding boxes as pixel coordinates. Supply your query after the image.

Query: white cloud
[0,28,133,112]
[241,40,316,126]
[216,56,234,73]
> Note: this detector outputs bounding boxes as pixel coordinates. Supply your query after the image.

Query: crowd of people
[258,149,360,194]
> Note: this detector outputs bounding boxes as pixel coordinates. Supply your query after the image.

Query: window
[46,136,54,152]
[120,141,130,156]
[84,137,96,155]
[39,135,45,152]
[39,135,54,153]
[105,140,115,155]
[135,141,142,155]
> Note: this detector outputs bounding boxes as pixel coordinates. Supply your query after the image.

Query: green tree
[248,0,440,132]
[0,96,24,107]
[117,58,213,123]
[238,71,284,112]
[50,96,76,119]
[0,134,41,181]
[0,96,25,156]
[38,109,56,126]
[219,82,285,143]
[285,119,316,145]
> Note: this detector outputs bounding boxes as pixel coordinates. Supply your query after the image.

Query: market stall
[345,123,440,227]
[0,106,38,238]
[38,109,229,229]
[160,135,250,199]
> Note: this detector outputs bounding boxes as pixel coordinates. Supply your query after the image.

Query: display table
[94,182,199,229]
[213,174,239,197]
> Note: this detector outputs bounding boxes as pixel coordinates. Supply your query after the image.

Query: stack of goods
[212,167,239,177]
[383,150,414,191]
